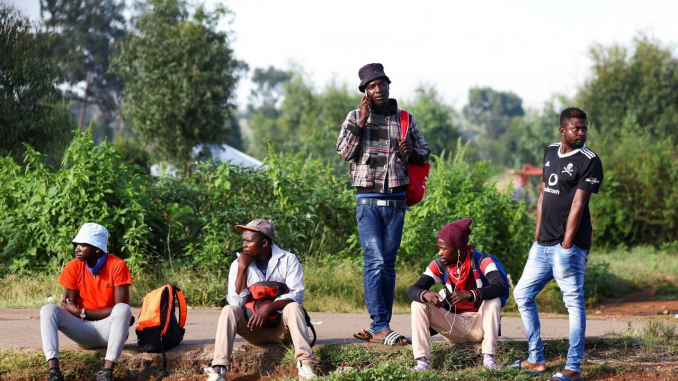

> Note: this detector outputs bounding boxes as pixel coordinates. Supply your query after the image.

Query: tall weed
[1,133,531,293]
[591,122,678,247]
[400,142,533,277]
[0,127,149,273]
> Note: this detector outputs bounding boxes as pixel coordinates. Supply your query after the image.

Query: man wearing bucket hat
[337,63,430,346]
[40,223,133,381]
[407,218,507,372]
[205,219,319,381]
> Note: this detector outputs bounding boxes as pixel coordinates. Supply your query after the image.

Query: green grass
[0,348,111,380]
[2,245,676,311]
[587,245,678,300]
[1,320,677,380]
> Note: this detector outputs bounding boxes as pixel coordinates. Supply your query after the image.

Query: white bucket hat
[72,223,109,253]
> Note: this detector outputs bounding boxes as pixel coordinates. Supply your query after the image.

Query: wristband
[80,308,86,321]
[418,290,427,303]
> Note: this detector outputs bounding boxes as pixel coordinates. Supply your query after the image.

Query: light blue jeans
[513,242,589,373]
[356,204,406,334]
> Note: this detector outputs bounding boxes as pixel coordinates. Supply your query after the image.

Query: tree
[0,3,75,166]
[246,66,294,158]
[248,66,292,115]
[505,98,561,168]
[578,33,678,144]
[462,86,525,165]
[40,0,127,133]
[576,34,678,247]
[111,0,245,174]
[463,86,524,140]
[401,85,461,158]
[246,67,361,175]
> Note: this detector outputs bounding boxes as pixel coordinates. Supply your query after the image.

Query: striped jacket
[336,100,430,191]
[407,247,507,313]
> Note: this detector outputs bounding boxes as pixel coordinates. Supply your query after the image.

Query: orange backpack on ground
[136,284,187,353]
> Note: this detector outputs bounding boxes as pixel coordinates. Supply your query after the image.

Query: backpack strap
[175,286,187,328]
[400,110,409,141]
[470,249,487,289]
[433,257,447,285]
[160,286,173,336]
[301,306,317,347]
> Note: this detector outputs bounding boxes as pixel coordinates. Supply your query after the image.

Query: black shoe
[96,369,113,381]
[47,369,65,381]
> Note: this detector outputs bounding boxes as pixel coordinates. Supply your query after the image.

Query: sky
[8,0,678,110]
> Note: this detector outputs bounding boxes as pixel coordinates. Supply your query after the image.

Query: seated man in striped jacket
[408,218,508,372]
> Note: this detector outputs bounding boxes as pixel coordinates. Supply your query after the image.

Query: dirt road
[0,307,643,351]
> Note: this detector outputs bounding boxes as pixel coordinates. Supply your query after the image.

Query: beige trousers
[411,297,501,360]
[212,302,317,368]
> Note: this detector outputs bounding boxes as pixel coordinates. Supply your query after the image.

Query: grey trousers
[40,303,131,363]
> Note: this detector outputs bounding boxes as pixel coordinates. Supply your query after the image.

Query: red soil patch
[593,289,678,317]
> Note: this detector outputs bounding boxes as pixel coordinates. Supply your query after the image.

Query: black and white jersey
[538,143,604,250]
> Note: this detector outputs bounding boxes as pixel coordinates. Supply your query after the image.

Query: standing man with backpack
[407,218,508,372]
[511,108,604,381]
[40,223,134,381]
[205,219,318,381]
[337,63,430,346]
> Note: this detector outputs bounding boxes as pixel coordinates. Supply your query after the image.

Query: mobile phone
[364,93,374,107]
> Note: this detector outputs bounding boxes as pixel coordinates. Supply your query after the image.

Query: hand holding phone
[358,94,372,127]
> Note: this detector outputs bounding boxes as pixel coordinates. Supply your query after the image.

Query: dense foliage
[111,0,244,174]
[40,0,127,130]
[247,68,361,176]
[0,128,149,272]
[400,143,533,277]
[0,3,75,167]
[0,132,531,277]
[578,35,678,247]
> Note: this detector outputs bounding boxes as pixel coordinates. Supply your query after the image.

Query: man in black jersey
[510,108,604,381]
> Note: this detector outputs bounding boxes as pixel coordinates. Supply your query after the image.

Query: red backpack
[242,281,317,346]
[243,281,289,328]
[400,110,431,206]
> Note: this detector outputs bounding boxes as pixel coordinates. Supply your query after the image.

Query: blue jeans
[356,204,406,334]
[513,242,589,372]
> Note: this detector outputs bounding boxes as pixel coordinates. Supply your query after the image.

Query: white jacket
[226,243,305,307]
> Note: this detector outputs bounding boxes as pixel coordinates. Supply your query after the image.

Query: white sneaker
[204,366,227,381]
[297,361,318,380]
[484,362,502,371]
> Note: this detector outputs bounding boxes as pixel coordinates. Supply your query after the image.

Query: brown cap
[235,219,275,241]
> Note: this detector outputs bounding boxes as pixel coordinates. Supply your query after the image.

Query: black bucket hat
[358,63,391,93]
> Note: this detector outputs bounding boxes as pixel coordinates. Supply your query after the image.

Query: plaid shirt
[336,100,430,191]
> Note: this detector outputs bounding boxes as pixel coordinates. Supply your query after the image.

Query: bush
[590,120,678,247]
[0,128,149,273]
[398,141,534,278]
[0,135,530,282]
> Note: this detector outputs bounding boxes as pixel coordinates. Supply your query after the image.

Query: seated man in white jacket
[205,219,318,381]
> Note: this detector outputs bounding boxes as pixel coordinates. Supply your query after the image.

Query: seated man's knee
[41,303,59,317]
[411,300,428,312]
[221,304,244,320]
[111,303,131,317]
[282,302,305,318]
[484,297,502,310]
